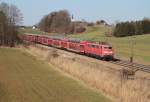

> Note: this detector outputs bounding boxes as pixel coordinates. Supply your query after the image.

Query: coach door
[80,44,85,53]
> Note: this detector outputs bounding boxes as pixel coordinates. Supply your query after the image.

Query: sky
[1,0,150,26]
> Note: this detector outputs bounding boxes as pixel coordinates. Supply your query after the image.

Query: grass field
[0,48,111,102]
[21,25,150,64]
[19,28,47,34]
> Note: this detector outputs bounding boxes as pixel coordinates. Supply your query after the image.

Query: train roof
[68,38,81,43]
[87,41,111,47]
[24,33,111,46]
[86,40,108,44]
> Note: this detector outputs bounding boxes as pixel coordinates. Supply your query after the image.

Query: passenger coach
[23,33,114,60]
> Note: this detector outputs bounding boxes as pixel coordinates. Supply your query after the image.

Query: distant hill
[66,25,112,41]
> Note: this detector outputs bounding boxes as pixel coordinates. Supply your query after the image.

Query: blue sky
[2,0,150,26]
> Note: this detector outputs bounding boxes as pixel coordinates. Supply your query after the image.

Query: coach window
[80,45,84,48]
[108,47,112,49]
[88,44,91,47]
[104,46,112,49]
[92,45,95,48]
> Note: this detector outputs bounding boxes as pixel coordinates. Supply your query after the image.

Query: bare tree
[0,2,23,25]
[38,10,72,34]
[9,4,23,25]
[0,11,7,45]
[0,2,23,46]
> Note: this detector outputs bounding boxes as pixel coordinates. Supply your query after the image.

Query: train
[23,33,114,60]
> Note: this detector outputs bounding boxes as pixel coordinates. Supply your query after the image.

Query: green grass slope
[0,48,111,102]
[19,27,47,34]
[109,35,150,64]
[67,25,112,41]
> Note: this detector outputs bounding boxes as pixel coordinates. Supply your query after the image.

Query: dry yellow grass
[24,45,150,102]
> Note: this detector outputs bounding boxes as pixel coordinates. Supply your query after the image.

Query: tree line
[38,10,73,34]
[38,10,88,34]
[0,2,22,47]
[113,18,150,37]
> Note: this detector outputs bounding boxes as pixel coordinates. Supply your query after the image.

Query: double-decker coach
[67,38,81,52]
[23,33,114,60]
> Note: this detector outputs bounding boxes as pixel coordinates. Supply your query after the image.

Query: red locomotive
[23,33,114,60]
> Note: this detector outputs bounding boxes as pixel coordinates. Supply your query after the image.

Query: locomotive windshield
[104,46,112,49]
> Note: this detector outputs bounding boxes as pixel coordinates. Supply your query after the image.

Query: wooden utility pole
[0,23,5,45]
[130,35,136,63]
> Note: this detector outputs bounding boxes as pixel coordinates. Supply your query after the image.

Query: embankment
[23,44,150,102]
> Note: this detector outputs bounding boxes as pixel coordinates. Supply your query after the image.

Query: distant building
[32,26,36,29]
[32,25,37,29]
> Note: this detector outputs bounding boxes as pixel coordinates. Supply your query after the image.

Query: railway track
[28,42,150,73]
[48,45,150,73]
[110,60,150,73]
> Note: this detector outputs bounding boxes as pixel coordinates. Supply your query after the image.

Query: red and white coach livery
[23,33,114,60]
